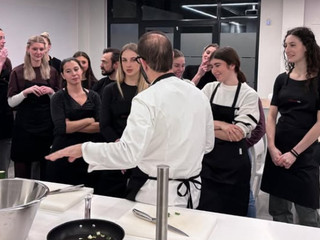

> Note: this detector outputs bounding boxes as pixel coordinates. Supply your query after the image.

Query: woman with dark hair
[183,43,219,89]
[8,35,60,179]
[0,28,13,177]
[198,47,260,216]
[45,57,101,189]
[73,51,97,89]
[261,27,320,227]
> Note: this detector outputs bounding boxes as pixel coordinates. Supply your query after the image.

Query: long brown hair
[73,51,97,88]
[210,46,246,83]
[283,27,320,79]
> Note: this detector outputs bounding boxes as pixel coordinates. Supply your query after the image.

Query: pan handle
[84,194,92,219]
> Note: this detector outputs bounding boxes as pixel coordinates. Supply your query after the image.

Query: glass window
[221,19,258,33]
[141,0,218,20]
[110,24,139,49]
[112,0,137,18]
[220,20,257,88]
[180,26,215,65]
[180,1,218,20]
[220,1,259,19]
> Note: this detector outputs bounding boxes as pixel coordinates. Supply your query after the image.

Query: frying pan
[47,194,125,240]
[46,218,125,240]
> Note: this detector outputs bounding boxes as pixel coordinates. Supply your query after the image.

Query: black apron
[261,75,320,209]
[198,82,251,216]
[11,80,53,162]
[124,73,201,208]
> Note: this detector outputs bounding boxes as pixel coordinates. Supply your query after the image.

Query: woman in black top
[73,51,97,89]
[46,57,101,188]
[99,43,148,197]
[261,27,320,227]
[183,43,219,89]
[8,35,60,179]
[0,28,13,177]
[40,32,61,73]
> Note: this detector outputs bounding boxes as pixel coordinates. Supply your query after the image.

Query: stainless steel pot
[0,178,49,240]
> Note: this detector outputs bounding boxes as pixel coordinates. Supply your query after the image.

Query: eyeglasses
[134,56,150,84]
[135,56,145,64]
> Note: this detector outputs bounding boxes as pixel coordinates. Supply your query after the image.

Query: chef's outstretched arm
[45,144,83,162]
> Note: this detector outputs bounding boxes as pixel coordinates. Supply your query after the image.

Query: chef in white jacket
[46,31,214,208]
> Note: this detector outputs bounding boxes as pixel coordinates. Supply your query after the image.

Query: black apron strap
[209,83,221,103]
[126,167,201,209]
[231,81,242,108]
[175,174,201,209]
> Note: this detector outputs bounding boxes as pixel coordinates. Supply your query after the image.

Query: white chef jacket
[82,75,214,208]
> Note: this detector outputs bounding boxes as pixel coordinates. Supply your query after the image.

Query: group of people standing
[1,26,320,227]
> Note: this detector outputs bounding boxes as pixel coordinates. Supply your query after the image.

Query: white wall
[258,0,305,98]
[304,0,320,44]
[0,0,106,79]
[257,0,320,98]
[2,0,320,93]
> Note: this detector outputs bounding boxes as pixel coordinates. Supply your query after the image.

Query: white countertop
[28,187,320,240]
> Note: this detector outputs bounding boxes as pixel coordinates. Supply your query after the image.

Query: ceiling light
[181,6,217,19]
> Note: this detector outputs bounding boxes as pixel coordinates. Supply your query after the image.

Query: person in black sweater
[183,43,219,89]
[0,28,13,177]
[98,43,148,197]
[92,48,120,98]
[73,51,98,89]
[46,57,102,189]
[40,32,62,74]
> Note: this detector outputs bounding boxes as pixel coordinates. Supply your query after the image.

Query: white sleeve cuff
[8,92,26,108]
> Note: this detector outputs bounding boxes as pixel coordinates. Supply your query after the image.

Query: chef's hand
[45,144,83,162]
[268,146,282,166]
[278,152,296,169]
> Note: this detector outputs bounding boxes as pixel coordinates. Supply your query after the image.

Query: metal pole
[84,194,92,219]
[156,165,169,240]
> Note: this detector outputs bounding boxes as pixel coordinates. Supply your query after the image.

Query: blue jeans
[247,149,257,218]
[247,189,256,217]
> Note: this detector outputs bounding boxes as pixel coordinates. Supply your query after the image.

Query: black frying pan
[47,219,125,240]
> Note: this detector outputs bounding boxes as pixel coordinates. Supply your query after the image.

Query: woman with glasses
[99,43,148,197]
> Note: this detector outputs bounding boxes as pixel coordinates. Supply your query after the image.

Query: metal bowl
[0,178,49,240]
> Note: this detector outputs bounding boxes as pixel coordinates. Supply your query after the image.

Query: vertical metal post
[156,165,169,240]
[84,194,92,219]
